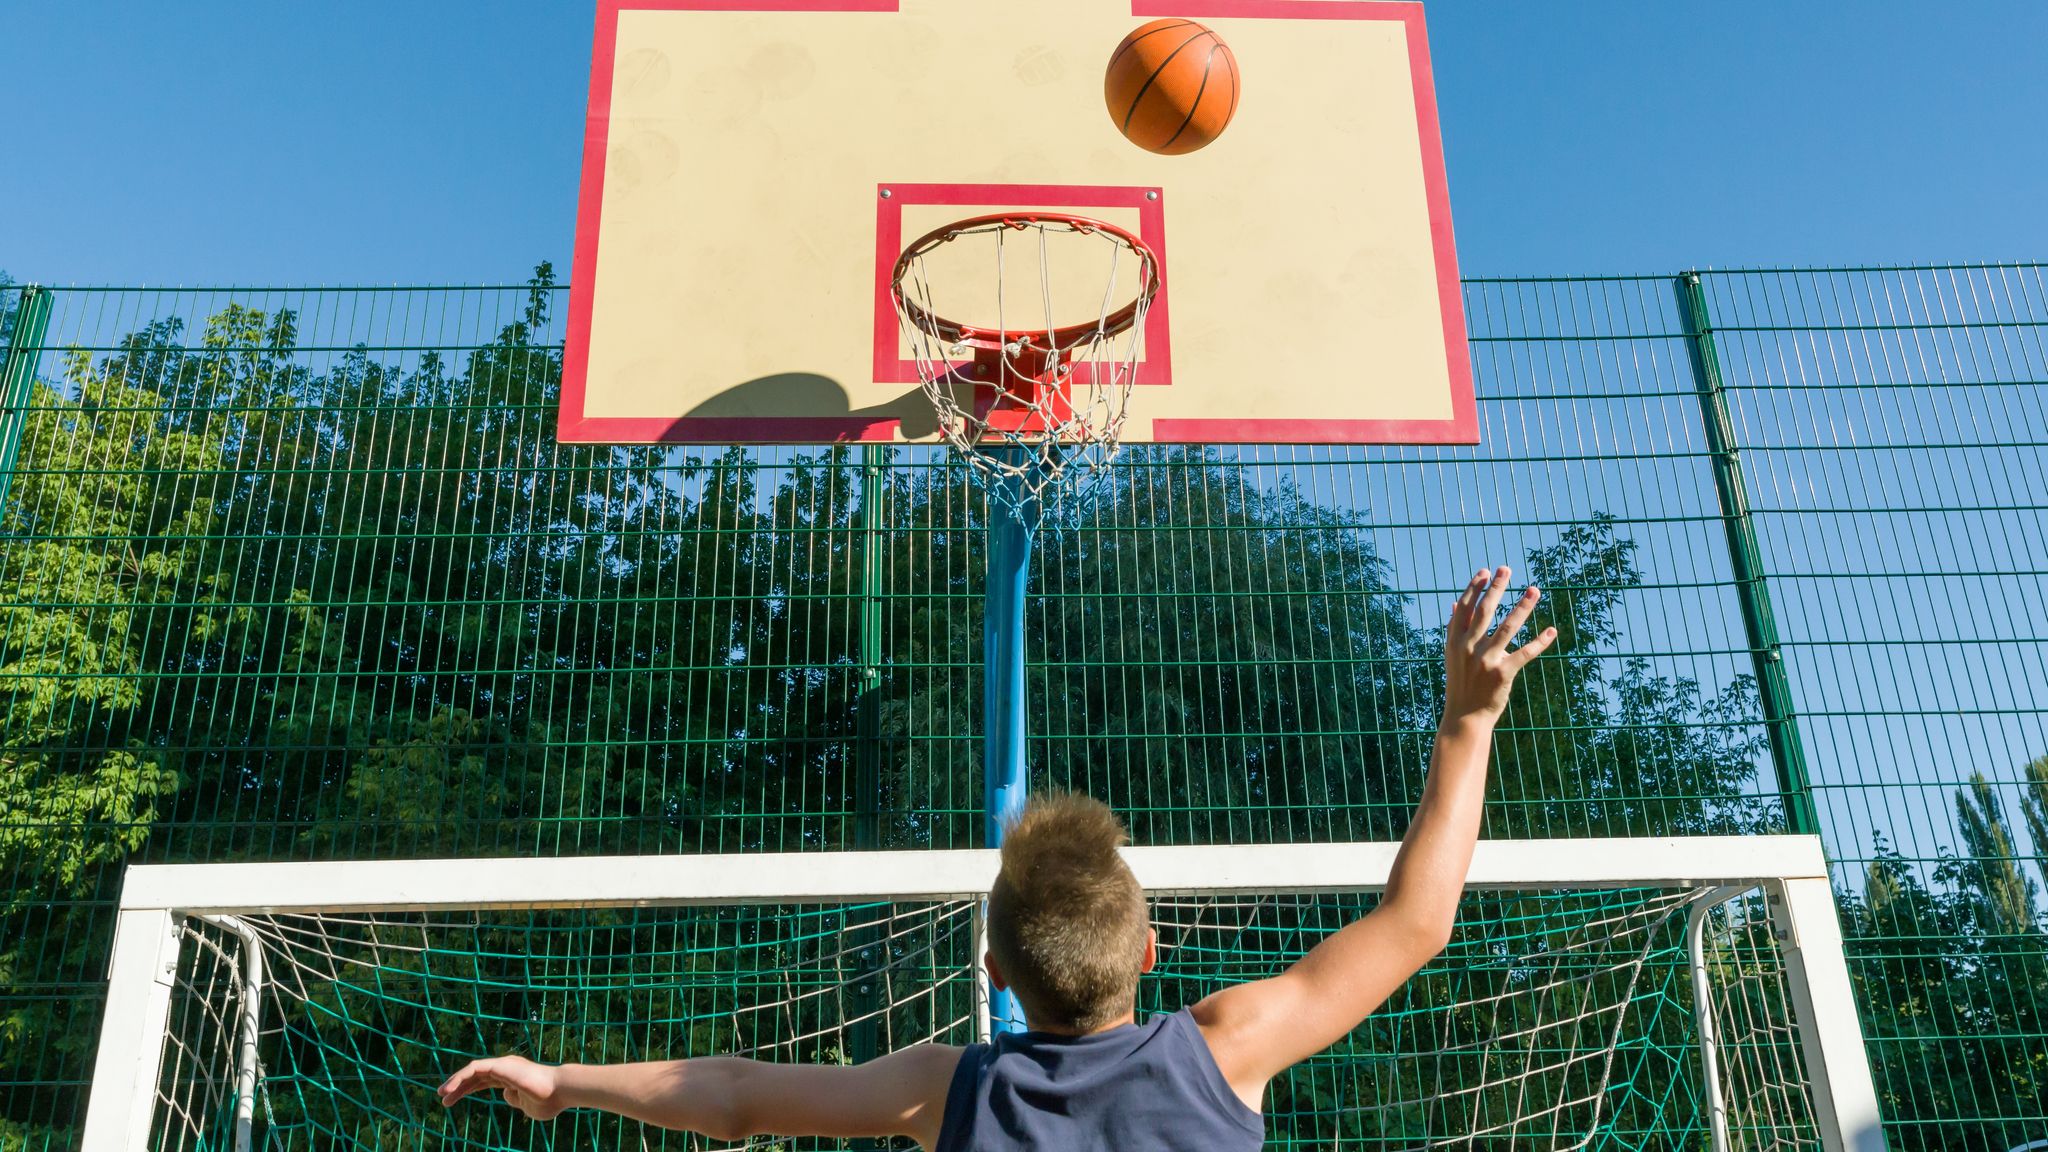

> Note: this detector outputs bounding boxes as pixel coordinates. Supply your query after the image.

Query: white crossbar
[114,835,1830,916]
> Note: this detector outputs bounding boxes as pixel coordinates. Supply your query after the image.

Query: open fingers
[1486,585,1542,652]
[1511,625,1560,667]
[1472,566,1511,640]
[1450,570,1488,632]
[439,1062,501,1106]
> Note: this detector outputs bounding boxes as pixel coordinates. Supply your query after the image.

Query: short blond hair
[986,793,1150,1032]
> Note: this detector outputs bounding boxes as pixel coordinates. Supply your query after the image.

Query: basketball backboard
[559,0,1475,445]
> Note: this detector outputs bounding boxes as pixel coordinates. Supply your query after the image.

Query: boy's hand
[1443,566,1556,722]
[439,1055,567,1120]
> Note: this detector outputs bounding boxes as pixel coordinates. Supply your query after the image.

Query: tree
[2023,755,2048,896]
[1491,515,1775,839]
[1838,775,2048,1152]
[1953,772,2040,937]
[0,338,225,1136]
[1938,773,2048,1141]
[1029,448,1430,846]
[1837,840,1977,1150]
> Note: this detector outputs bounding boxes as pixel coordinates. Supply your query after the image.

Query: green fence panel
[0,267,2041,1149]
[1699,264,2048,1150]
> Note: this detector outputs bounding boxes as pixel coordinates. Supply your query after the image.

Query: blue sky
[0,3,2041,879]
[3,1,2045,285]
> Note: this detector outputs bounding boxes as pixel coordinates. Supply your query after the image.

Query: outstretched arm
[1191,566,1556,1109]
[439,1044,961,1148]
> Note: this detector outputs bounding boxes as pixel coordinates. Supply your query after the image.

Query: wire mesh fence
[0,265,2041,1149]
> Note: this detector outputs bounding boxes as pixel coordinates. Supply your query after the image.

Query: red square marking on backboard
[872,183,1173,388]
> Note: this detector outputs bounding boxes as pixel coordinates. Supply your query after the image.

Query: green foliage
[1493,516,1774,839]
[0,752,176,901]
[1840,789,2048,1151]
[1953,772,2041,937]
[0,325,256,1141]
[2023,756,2048,895]
[1032,450,1432,845]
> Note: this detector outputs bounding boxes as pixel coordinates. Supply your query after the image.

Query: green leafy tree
[1837,841,1976,1151]
[1491,516,1774,839]
[1839,775,2048,1152]
[1938,775,2048,1138]
[1030,449,1431,846]
[1953,771,2040,936]
[2023,755,2048,894]
[0,337,231,1139]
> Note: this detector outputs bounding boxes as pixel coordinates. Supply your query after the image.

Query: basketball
[1104,19,1240,155]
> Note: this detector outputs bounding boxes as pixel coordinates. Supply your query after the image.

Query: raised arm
[439,1044,961,1149]
[1191,566,1556,1109]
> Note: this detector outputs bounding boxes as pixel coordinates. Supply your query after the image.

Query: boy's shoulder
[888,1041,969,1112]
[895,1041,967,1088]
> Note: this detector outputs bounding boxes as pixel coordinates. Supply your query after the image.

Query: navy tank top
[934,1008,1265,1151]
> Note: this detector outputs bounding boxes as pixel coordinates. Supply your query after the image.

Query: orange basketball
[1104,19,1240,155]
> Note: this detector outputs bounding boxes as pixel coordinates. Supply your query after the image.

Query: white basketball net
[893,214,1160,521]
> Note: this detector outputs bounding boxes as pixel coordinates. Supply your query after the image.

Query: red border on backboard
[559,0,1476,445]
[872,183,1172,387]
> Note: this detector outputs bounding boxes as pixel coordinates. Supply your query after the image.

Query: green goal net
[114,841,1867,1152]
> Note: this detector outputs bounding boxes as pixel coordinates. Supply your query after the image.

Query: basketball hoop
[892,212,1161,520]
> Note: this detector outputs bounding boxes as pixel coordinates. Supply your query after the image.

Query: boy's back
[936,1007,1261,1151]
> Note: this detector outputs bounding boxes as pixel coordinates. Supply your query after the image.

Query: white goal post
[83,835,1884,1152]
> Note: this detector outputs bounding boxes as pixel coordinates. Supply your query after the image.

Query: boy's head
[984,793,1155,1033]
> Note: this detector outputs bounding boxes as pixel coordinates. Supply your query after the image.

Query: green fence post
[846,443,888,1097]
[855,442,887,851]
[1675,271,1820,835]
[0,285,52,524]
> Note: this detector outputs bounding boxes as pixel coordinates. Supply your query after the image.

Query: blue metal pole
[984,462,1038,1035]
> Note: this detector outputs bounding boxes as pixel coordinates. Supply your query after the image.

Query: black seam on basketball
[1156,40,1223,153]
[1120,29,1216,139]
[1106,19,1198,74]
[1222,45,1240,125]
[1120,27,1210,133]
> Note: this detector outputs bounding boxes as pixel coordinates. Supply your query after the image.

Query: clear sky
[2,1,2045,285]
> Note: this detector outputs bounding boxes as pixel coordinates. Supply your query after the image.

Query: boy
[441,566,1555,1149]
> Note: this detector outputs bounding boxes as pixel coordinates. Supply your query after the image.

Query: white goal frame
[82,835,1884,1152]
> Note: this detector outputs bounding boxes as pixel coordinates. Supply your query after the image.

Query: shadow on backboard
[666,372,962,443]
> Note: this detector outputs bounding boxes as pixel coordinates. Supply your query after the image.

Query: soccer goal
[83,836,1881,1152]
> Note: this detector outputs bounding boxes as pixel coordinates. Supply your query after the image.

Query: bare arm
[1192,566,1556,1108]
[439,1044,961,1148]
